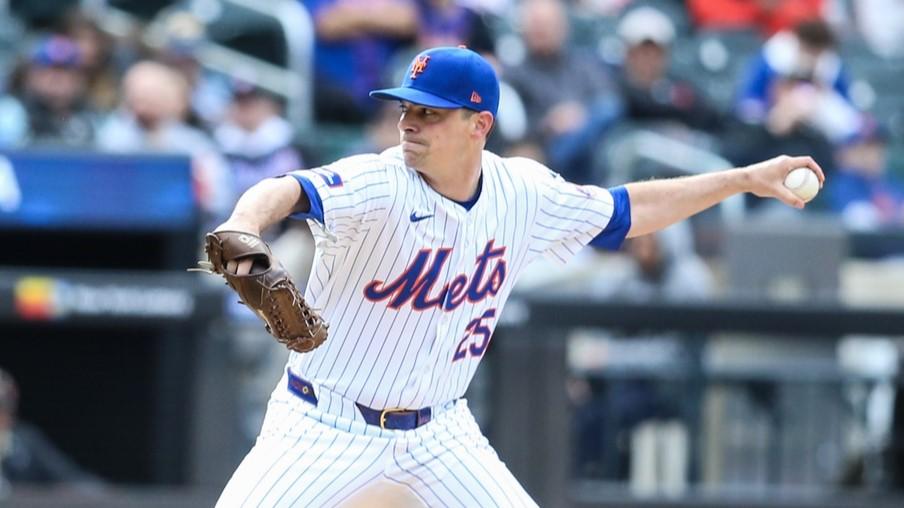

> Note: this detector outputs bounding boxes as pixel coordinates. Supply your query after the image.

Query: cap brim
[369,87,461,109]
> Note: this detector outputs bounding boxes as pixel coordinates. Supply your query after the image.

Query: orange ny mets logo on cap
[410,55,430,79]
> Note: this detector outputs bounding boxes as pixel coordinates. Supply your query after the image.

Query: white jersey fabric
[286,146,627,411]
[216,146,630,507]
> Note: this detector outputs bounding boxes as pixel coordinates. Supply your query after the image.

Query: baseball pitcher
[198,47,824,507]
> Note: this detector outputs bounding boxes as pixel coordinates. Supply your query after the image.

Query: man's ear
[474,111,495,138]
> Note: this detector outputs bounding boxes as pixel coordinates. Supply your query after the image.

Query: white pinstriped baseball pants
[215,385,538,507]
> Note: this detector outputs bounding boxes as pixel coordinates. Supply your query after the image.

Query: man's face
[796,43,824,78]
[396,101,476,172]
[26,65,85,110]
[522,0,568,57]
[123,64,187,131]
[231,94,278,132]
[625,41,668,86]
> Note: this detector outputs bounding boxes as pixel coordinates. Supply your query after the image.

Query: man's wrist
[732,167,753,195]
[215,217,262,236]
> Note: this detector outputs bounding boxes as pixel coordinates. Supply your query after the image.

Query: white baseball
[783,167,820,202]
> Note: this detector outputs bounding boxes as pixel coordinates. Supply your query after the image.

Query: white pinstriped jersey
[287,146,628,411]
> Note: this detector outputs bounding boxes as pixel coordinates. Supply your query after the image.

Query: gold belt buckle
[379,407,407,430]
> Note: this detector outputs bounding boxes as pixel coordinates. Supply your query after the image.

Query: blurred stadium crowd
[0,0,902,228]
[2,0,904,503]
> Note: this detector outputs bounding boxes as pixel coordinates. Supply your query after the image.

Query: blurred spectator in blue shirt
[0,35,98,148]
[726,19,859,186]
[303,0,417,124]
[735,19,859,144]
[827,117,904,230]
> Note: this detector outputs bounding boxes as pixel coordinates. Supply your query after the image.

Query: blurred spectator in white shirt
[97,61,232,221]
[214,79,303,198]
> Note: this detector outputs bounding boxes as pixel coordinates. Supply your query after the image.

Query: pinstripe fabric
[218,146,627,506]
[216,392,537,507]
[285,147,619,410]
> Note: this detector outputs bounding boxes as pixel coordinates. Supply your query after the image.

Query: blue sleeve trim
[589,186,630,250]
[833,69,851,99]
[287,173,325,224]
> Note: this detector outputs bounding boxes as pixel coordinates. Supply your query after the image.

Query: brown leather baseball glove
[192,231,328,353]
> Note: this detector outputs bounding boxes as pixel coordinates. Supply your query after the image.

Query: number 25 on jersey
[452,308,497,361]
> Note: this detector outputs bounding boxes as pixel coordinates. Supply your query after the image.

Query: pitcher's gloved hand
[192,231,328,353]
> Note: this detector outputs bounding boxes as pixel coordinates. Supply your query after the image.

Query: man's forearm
[359,3,417,37]
[624,168,749,238]
[219,177,308,234]
[621,155,823,238]
[316,2,416,41]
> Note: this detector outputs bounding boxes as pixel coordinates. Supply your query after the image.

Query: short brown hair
[794,19,835,50]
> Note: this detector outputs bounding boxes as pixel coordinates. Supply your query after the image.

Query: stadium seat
[204,2,288,68]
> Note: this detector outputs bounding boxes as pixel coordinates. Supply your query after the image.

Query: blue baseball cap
[30,36,81,69]
[370,47,500,117]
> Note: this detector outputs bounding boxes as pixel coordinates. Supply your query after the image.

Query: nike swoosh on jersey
[410,212,434,222]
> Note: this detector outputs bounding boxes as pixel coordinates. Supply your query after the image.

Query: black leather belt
[287,370,432,430]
